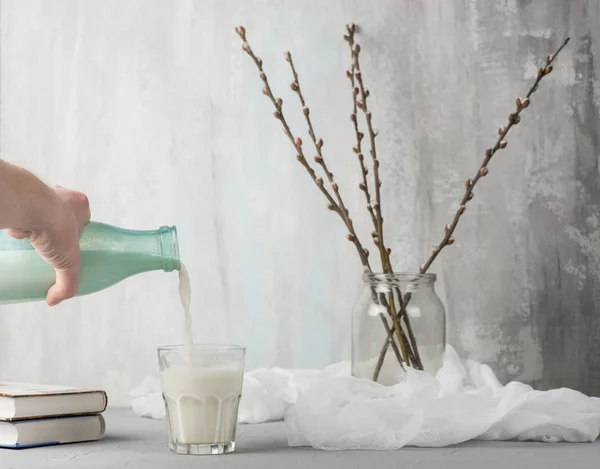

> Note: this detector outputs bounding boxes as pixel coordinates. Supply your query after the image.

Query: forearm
[0,159,58,231]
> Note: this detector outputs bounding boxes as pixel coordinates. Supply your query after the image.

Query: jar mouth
[363,272,436,286]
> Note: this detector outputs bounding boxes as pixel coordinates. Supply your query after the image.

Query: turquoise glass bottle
[0,222,180,305]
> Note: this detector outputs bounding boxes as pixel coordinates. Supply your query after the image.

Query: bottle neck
[158,225,180,272]
[77,222,181,273]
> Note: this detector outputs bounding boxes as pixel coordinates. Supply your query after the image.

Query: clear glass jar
[352,273,446,385]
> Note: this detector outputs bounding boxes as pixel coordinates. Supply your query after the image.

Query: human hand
[5,186,91,306]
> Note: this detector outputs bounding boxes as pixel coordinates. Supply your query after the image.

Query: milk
[161,264,242,447]
[160,366,242,445]
[178,264,193,363]
[0,250,168,304]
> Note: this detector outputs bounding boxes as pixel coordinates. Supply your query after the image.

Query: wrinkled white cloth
[129,361,350,423]
[130,346,600,449]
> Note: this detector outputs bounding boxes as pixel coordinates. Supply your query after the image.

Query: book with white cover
[0,414,106,448]
[0,382,107,421]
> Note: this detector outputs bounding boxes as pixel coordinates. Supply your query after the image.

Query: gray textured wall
[0,0,599,404]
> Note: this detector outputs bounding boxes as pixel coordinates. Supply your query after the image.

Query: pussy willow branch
[343,25,378,239]
[285,52,352,233]
[284,45,415,366]
[235,25,406,366]
[372,286,419,377]
[345,23,422,373]
[283,37,415,366]
[374,36,571,374]
[352,41,393,275]
[235,26,369,269]
[348,25,420,371]
[377,308,404,365]
[419,37,570,274]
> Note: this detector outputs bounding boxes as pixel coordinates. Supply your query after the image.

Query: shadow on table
[401,439,595,451]
[234,445,315,455]
[98,434,147,444]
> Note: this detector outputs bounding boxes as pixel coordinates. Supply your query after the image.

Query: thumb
[46,266,80,306]
[4,229,31,240]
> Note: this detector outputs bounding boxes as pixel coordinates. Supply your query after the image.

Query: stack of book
[0,382,107,449]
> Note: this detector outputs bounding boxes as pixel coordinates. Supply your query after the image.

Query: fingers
[70,192,91,231]
[32,185,91,306]
[52,186,91,231]
[46,266,81,306]
[77,192,91,226]
[45,246,81,307]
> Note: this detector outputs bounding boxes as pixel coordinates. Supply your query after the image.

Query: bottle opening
[159,225,181,272]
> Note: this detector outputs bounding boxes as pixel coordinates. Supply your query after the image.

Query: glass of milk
[157,344,246,455]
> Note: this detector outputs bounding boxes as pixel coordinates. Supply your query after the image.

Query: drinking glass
[157,344,246,455]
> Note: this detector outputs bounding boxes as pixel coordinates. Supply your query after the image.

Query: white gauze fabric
[130,346,600,449]
[129,361,350,423]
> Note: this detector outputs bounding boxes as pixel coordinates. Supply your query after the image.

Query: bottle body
[0,222,180,305]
